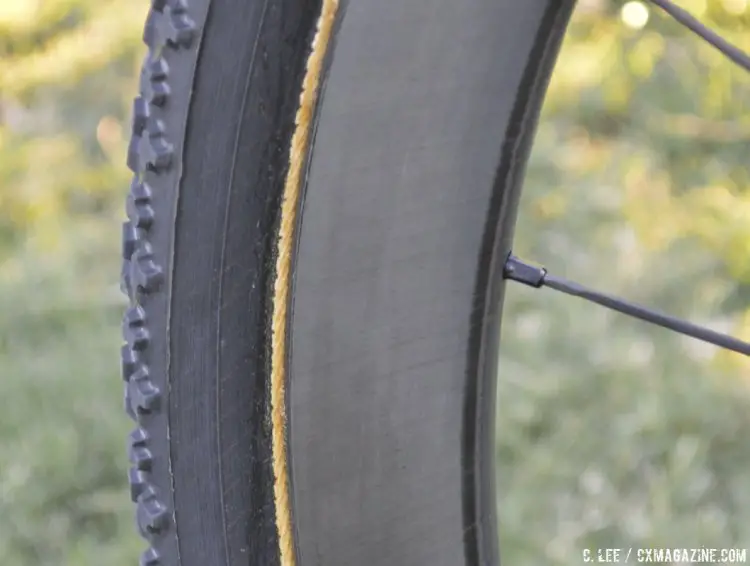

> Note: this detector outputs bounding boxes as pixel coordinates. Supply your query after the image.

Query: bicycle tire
[120,0,575,565]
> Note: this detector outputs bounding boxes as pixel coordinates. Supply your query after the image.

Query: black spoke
[646,0,750,73]
[503,254,750,357]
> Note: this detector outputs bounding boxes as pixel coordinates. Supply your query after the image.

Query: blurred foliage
[0,0,748,565]
[0,1,143,565]
[539,0,750,328]
[0,0,141,257]
[498,0,750,563]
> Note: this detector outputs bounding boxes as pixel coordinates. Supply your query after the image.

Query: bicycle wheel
[121,0,575,565]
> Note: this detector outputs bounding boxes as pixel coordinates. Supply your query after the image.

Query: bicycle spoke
[646,0,750,73]
[503,254,750,356]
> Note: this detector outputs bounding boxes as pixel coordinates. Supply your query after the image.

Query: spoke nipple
[503,254,547,288]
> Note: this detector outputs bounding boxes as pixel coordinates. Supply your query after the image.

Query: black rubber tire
[120,1,575,565]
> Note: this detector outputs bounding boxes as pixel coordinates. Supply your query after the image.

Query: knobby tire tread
[121,1,207,564]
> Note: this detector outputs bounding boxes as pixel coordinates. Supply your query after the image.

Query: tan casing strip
[270,1,339,565]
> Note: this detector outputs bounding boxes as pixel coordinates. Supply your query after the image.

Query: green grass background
[1,0,750,564]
